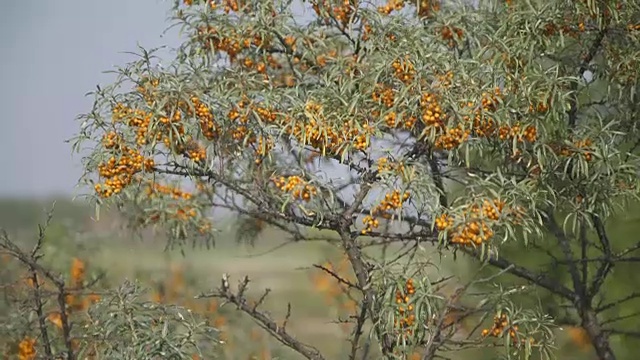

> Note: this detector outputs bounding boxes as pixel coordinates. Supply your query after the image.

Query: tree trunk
[582,309,616,360]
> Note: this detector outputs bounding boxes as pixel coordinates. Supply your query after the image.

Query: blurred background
[0,1,638,359]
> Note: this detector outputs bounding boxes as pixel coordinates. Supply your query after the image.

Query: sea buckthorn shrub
[72,0,640,358]
[0,222,220,360]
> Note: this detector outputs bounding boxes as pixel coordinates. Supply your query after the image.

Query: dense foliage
[70,0,640,358]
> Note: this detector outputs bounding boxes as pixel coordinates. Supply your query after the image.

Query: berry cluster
[112,102,185,148]
[418,90,469,150]
[552,138,594,162]
[435,126,470,150]
[481,313,519,341]
[102,131,122,150]
[182,139,207,163]
[376,157,406,176]
[439,25,464,47]
[377,0,405,15]
[196,26,270,62]
[434,199,523,246]
[272,176,318,202]
[287,101,373,153]
[188,96,218,140]
[391,56,416,84]
[377,0,440,17]
[145,182,193,200]
[331,0,357,29]
[252,136,274,165]
[457,88,539,144]
[18,337,36,360]
[394,278,416,337]
[136,77,160,106]
[94,147,154,198]
[371,85,395,108]
[362,190,410,234]
[420,92,446,130]
[528,100,549,113]
[417,0,440,17]
[436,71,453,88]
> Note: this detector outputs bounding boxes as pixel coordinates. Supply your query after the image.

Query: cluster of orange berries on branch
[145,182,193,200]
[196,26,270,62]
[286,101,372,154]
[223,0,245,13]
[380,111,412,129]
[377,0,405,15]
[283,35,297,52]
[372,84,395,108]
[435,71,453,88]
[253,104,279,123]
[361,22,373,41]
[362,190,410,234]
[496,123,538,143]
[435,199,521,246]
[420,92,446,130]
[18,337,36,360]
[528,100,549,114]
[272,176,318,202]
[102,131,122,150]
[187,96,218,140]
[331,0,358,29]
[481,313,519,343]
[136,77,160,106]
[461,102,495,139]
[95,147,154,198]
[147,204,199,224]
[394,278,416,337]
[392,56,416,84]
[553,138,594,162]
[542,19,587,38]
[417,0,440,17]
[439,25,464,47]
[458,88,539,144]
[183,139,208,163]
[112,102,185,148]
[376,157,406,176]
[435,126,470,150]
[252,136,274,165]
[418,92,471,150]
[480,88,502,112]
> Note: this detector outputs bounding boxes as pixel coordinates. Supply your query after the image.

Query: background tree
[72,0,640,359]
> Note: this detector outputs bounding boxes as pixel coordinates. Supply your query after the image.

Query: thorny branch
[461,246,575,301]
[313,264,361,290]
[0,212,78,360]
[590,214,614,299]
[197,274,325,360]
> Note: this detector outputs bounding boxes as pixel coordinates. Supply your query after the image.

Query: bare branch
[596,292,640,313]
[543,213,585,303]
[589,214,614,299]
[197,274,325,360]
[313,264,360,290]
[461,247,575,301]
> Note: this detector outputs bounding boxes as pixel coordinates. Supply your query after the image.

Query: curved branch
[198,274,325,360]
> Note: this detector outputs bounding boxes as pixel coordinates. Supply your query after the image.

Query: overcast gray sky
[0,0,179,198]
